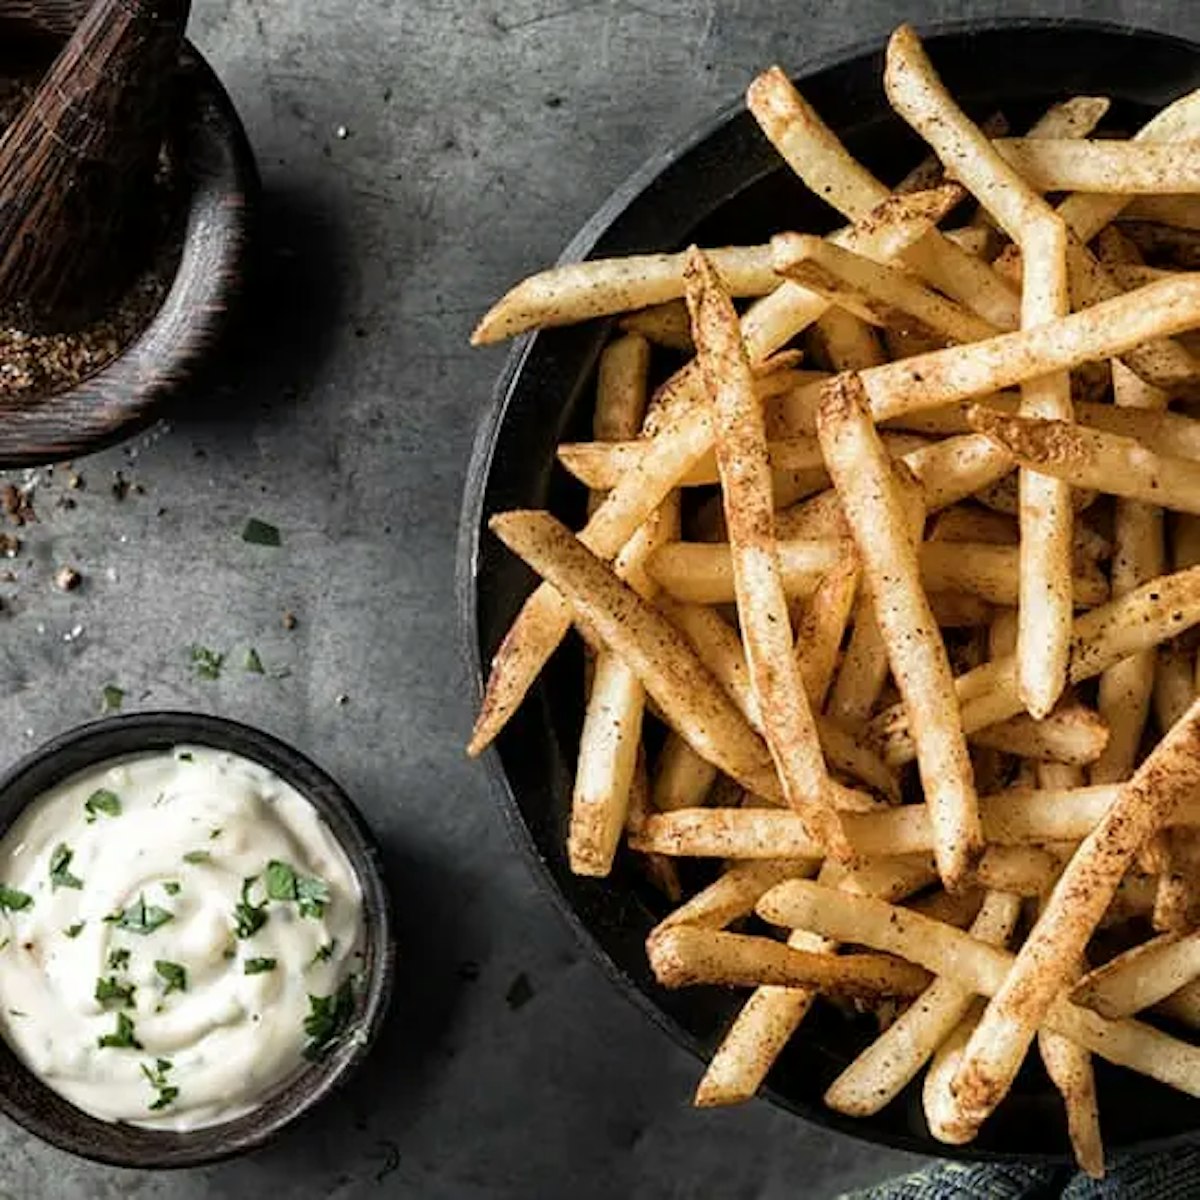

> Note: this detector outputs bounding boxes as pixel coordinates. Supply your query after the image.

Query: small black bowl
[460,18,1200,1167]
[0,712,394,1168]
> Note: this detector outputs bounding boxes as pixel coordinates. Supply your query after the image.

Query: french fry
[625,751,682,902]
[620,300,693,352]
[895,112,1010,195]
[795,556,859,711]
[1092,363,1167,785]
[746,66,1020,328]
[975,844,1064,897]
[652,733,718,813]
[918,541,1105,607]
[951,696,1200,1138]
[969,701,1109,765]
[871,565,1200,763]
[472,245,781,344]
[1038,1029,1105,1179]
[970,406,1200,514]
[811,305,887,371]
[757,880,1200,1101]
[646,925,931,998]
[995,138,1200,194]
[772,234,1001,345]
[1154,830,1200,934]
[818,373,982,887]
[823,890,1021,1117]
[489,510,780,797]
[908,886,985,927]
[927,591,996,629]
[1155,641,1195,734]
[924,1001,985,1144]
[687,247,856,854]
[654,859,817,935]
[1072,930,1200,1020]
[1125,194,1200,231]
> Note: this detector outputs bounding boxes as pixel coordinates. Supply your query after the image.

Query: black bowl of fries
[460,19,1200,1172]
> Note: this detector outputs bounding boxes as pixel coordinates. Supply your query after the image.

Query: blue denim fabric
[842,1148,1200,1200]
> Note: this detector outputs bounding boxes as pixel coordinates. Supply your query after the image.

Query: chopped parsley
[100,685,124,714]
[234,877,268,939]
[183,850,211,865]
[154,960,187,994]
[242,518,281,547]
[311,940,336,965]
[162,881,181,897]
[303,978,357,1060]
[0,885,32,913]
[84,788,122,821]
[0,937,9,951]
[106,894,174,935]
[210,828,222,840]
[65,922,85,939]
[95,976,136,1008]
[177,751,194,762]
[97,1011,141,1050]
[244,648,265,675]
[141,1058,177,1110]
[108,947,131,970]
[49,843,83,890]
[244,957,277,975]
[265,860,330,919]
[189,645,224,680]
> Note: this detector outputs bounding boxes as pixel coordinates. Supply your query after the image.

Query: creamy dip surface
[0,746,364,1131]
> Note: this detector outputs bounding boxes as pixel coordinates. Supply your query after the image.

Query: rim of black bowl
[0,33,258,467]
[459,16,1200,1167]
[0,712,395,1169]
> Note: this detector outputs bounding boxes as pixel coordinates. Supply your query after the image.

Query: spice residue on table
[0,76,183,403]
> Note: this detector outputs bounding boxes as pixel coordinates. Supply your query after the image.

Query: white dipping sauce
[0,746,364,1130]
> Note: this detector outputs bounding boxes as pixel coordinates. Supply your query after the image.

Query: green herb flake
[210,828,222,840]
[84,788,122,822]
[190,645,225,680]
[97,1011,141,1050]
[100,685,124,714]
[303,978,357,1060]
[162,881,181,896]
[0,937,10,952]
[0,885,32,913]
[107,947,131,970]
[95,975,136,1008]
[65,922,85,939]
[183,850,211,865]
[311,940,336,966]
[265,860,330,919]
[154,960,187,994]
[244,957,277,975]
[234,877,268,939]
[49,843,83,891]
[177,751,194,763]
[141,1058,177,1110]
[244,648,265,675]
[242,518,281,547]
[109,894,174,935]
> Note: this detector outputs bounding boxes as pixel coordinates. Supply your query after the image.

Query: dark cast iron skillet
[460,19,1200,1164]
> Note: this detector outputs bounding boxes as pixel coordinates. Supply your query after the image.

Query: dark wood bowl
[459,18,1200,1168]
[0,712,395,1168]
[0,10,257,466]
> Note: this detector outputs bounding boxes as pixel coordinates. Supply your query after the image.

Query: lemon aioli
[0,746,363,1130]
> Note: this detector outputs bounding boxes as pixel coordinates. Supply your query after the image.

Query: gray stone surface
[0,0,1193,1196]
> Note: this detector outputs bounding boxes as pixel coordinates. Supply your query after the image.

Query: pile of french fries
[469,24,1200,1174]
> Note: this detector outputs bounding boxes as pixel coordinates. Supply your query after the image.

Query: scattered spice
[189,645,224,680]
[54,565,81,591]
[244,648,264,675]
[0,533,18,557]
[1,484,35,526]
[282,610,298,631]
[111,472,130,502]
[99,685,124,714]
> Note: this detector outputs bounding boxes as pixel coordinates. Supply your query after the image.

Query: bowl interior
[465,21,1200,1163]
[0,713,394,1168]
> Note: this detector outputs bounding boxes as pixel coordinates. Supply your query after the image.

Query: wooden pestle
[0,0,191,331]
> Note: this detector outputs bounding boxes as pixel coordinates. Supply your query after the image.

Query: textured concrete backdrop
[0,1,1193,1196]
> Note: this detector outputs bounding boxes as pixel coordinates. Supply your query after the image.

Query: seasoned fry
[746,66,1019,327]
[472,245,780,344]
[687,247,859,854]
[811,306,887,372]
[1072,931,1200,1020]
[995,138,1200,194]
[795,556,859,711]
[757,880,1200,1100]
[924,1002,985,1144]
[918,541,1105,607]
[969,702,1109,765]
[1125,194,1200,231]
[951,697,1200,1139]
[975,844,1063,897]
[823,891,1021,1117]
[652,733,718,813]
[1155,642,1195,734]
[818,373,982,887]
[1039,1029,1104,1179]
[654,859,817,935]
[620,300,693,352]
[772,234,1000,345]
[646,925,931,997]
